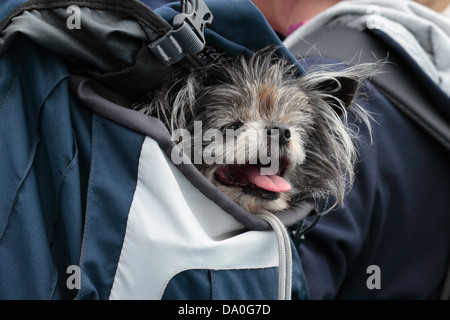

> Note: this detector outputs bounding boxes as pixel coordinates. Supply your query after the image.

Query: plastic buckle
[172,0,213,47]
[149,0,213,66]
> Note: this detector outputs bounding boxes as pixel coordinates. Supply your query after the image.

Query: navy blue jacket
[297,77,450,299]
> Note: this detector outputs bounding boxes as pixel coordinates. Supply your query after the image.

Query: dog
[135,49,372,214]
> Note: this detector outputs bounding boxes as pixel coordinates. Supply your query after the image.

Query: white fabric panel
[109,137,279,299]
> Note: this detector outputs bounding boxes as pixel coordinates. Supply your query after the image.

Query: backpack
[0,0,314,300]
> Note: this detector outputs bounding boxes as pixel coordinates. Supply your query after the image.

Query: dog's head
[138,50,372,213]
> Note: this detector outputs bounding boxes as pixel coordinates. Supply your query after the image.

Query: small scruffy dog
[136,50,371,214]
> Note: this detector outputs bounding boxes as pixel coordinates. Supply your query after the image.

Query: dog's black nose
[267,124,291,146]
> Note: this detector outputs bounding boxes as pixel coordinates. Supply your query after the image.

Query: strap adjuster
[149,0,213,66]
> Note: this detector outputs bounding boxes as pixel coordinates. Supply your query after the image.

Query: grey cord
[256,210,292,300]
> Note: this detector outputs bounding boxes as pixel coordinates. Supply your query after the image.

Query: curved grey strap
[256,210,293,300]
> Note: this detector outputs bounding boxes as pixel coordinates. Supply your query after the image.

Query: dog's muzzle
[214,157,291,200]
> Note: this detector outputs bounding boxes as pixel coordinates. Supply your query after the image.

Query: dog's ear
[314,76,359,116]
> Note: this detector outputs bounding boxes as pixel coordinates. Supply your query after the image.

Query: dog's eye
[221,121,243,132]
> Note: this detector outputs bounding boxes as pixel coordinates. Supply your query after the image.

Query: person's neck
[252,0,340,36]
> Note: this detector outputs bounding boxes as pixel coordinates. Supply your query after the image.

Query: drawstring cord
[256,210,292,300]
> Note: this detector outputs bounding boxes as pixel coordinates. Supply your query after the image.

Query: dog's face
[192,82,315,213]
[137,50,372,214]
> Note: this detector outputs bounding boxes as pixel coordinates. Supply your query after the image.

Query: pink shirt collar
[287,20,310,36]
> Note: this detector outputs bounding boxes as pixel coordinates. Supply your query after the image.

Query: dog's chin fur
[216,185,290,213]
[135,48,374,214]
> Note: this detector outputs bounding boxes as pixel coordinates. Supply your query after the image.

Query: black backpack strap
[288,26,450,152]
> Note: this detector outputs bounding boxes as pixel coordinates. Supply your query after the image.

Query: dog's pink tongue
[245,166,291,193]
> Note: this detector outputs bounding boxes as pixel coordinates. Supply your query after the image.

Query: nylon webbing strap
[149,22,204,66]
[149,0,213,66]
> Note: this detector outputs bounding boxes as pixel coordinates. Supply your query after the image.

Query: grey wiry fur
[135,49,373,214]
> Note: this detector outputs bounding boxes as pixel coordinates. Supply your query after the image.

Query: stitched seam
[0,64,69,241]
[0,60,21,116]
[78,114,98,300]
[231,270,236,300]
[52,130,79,244]
[211,270,215,300]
